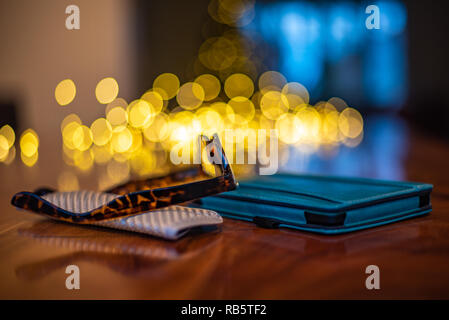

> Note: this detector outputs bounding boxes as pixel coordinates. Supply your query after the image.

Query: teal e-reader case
[195,174,433,234]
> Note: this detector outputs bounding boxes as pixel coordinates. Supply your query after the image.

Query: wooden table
[1,124,449,299]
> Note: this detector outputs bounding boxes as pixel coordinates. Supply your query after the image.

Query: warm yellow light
[316,100,337,114]
[212,0,256,27]
[95,77,119,104]
[21,150,38,167]
[227,96,255,124]
[282,82,309,107]
[90,118,112,146]
[196,107,224,136]
[92,145,113,164]
[153,73,180,100]
[328,97,348,111]
[20,129,39,157]
[275,113,302,144]
[260,91,289,120]
[55,79,76,106]
[129,148,156,176]
[113,151,131,163]
[194,74,221,101]
[72,125,93,151]
[62,122,81,150]
[141,90,165,114]
[74,150,94,171]
[321,110,341,143]
[106,106,128,128]
[296,106,321,142]
[0,135,9,160]
[1,145,16,165]
[143,113,170,142]
[128,128,143,153]
[111,127,133,153]
[211,101,234,123]
[57,171,79,191]
[168,111,200,144]
[224,73,254,99]
[60,114,81,133]
[251,91,262,108]
[258,71,287,94]
[128,99,155,129]
[105,98,128,115]
[258,112,274,132]
[62,144,75,166]
[199,37,237,71]
[0,125,15,148]
[339,108,363,138]
[177,82,205,110]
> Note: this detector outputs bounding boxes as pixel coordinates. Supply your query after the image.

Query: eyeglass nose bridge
[200,133,233,177]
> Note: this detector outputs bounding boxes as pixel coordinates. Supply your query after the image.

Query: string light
[44,0,366,177]
[55,79,76,106]
[95,77,119,104]
[153,73,180,100]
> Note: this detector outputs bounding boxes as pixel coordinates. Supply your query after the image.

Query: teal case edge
[195,174,433,235]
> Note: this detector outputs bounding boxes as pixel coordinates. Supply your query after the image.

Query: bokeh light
[282,82,310,108]
[90,118,112,146]
[338,107,363,138]
[143,112,170,142]
[224,73,254,99]
[20,129,39,158]
[227,96,255,124]
[196,106,224,136]
[21,151,38,167]
[141,90,165,113]
[208,0,255,27]
[258,71,287,94]
[153,73,180,100]
[111,127,133,153]
[128,99,155,128]
[296,106,321,142]
[328,97,348,111]
[72,125,93,151]
[92,145,113,164]
[0,125,15,148]
[62,121,81,150]
[276,113,302,144]
[61,114,81,132]
[42,1,372,177]
[95,77,119,104]
[1,146,16,165]
[106,106,128,128]
[194,74,221,101]
[177,82,205,110]
[73,149,94,171]
[0,135,9,160]
[50,53,364,178]
[199,37,237,71]
[55,79,76,106]
[260,91,289,120]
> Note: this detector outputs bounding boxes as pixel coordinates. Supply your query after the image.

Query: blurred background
[0,0,448,191]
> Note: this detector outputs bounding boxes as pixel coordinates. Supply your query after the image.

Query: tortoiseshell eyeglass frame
[11,134,237,224]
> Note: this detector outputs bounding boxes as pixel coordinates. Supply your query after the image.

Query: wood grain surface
[1,128,449,299]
